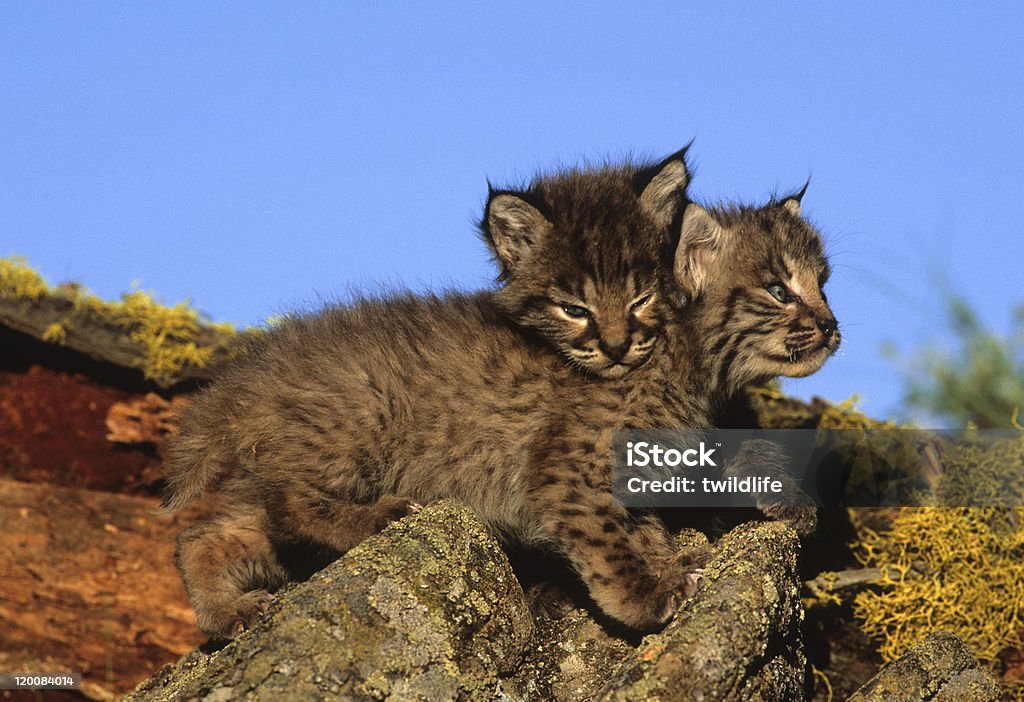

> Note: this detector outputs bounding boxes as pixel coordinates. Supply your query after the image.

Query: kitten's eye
[561,304,591,319]
[630,294,652,312]
[766,283,790,303]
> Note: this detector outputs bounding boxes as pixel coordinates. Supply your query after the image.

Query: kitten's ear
[482,189,553,278]
[781,179,810,217]
[674,203,724,298]
[636,145,692,229]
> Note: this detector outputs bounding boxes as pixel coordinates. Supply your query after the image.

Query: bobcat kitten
[163,153,699,639]
[649,190,840,530]
[165,154,840,640]
[673,189,839,394]
[480,151,687,378]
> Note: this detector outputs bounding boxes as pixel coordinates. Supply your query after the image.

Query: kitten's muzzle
[590,347,654,378]
[815,316,837,340]
[599,338,631,362]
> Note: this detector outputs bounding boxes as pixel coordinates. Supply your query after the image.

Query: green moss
[99,287,237,382]
[743,385,897,432]
[41,321,67,344]
[937,431,1024,508]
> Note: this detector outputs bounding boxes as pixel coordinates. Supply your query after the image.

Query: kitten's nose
[816,316,837,339]
[600,339,631,361]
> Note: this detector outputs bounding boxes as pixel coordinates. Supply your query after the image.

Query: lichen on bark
[124,500,534,702]
[598,521,806,701]
[847,630,1002,702]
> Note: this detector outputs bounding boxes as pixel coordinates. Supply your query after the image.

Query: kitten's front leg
[725,438,817,535]
[529,471,708,631]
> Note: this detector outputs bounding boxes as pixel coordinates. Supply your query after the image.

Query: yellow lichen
[105,288,227,381]
[41,322,67,344]
[0,256,238,382]
[811,664,833,702]
[0,256,52,300]
[744,383,819,428]
[853,505,1024,693]
[802,571,843,610]
[817,395,897,431]
[851,422,1024,696]
[749,391,1023,695]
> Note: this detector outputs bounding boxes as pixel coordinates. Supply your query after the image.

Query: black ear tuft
[781,177,811,216]
[792,176,811,203]
[633,141,693,193]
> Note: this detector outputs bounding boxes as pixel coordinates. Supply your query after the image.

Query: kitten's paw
[653,589,681,625]
[761,501,818,536]
[662,545,710,599]
[647,545,712,625]
[223,589,274,642]
[525,580,577,621]
[371,495,421,530]
[592,572,684,631]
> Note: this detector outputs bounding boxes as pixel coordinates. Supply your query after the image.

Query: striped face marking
[553,274,662,378]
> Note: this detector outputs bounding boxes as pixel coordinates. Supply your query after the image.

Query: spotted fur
[164,152,704,639]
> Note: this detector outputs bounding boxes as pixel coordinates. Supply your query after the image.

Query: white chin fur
[595,365,630,379]
[783,348,831,378]
[573,348,649,378]
[588,361,633,379]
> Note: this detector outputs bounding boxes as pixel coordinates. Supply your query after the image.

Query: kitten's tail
[159,435,230,513]
[160,466,212,513]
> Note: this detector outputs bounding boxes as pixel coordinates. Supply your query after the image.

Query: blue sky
[3,3,1022,422]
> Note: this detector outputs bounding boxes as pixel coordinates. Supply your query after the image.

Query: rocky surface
[847,631,1002,702]
[125,504,810,702]
[599,522,806,701]
[124,501,534,702]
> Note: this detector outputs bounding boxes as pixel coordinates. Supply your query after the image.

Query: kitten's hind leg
[277,492,421,553]
[175,507,288,639]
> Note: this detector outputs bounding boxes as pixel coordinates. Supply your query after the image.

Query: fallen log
[0,478,205,700]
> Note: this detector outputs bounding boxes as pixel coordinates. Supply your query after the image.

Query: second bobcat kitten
[508,190,839,629]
